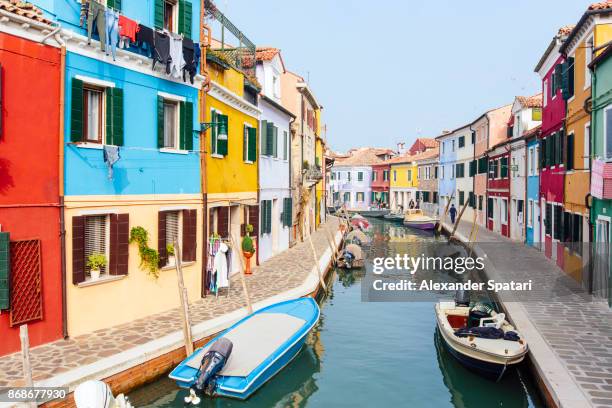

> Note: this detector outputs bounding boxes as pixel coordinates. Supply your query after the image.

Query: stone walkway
[0,217,340,388]
[442,217,612,408]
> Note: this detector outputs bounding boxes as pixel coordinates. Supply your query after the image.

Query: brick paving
[0,217,340,388]
[443,217,612,408]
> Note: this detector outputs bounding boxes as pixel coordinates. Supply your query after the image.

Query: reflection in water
[129,218,543,408]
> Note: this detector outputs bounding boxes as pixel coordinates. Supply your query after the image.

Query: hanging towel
[153,30,171,72]
[119,15,139,43]
[105,8,119,60]
[87,0,106,52]
[103,145,120,180]
[168,32,184,79]
[182,38,197,84]
[214,243,229,289]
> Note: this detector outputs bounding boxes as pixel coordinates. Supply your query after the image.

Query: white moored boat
[403,209,438,230]
[434,297,528,381]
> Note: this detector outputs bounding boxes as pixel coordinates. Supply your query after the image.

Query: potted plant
[166,243,175,266]
[242,224,255,274]
[87,252,107,281]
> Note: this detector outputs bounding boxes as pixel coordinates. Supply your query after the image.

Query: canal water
[129,218,543,408]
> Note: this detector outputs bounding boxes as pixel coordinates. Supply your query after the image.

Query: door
[534,202,540,250]
[594,217,610,302]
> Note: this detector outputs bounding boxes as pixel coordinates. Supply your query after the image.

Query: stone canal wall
[0,217,342,408]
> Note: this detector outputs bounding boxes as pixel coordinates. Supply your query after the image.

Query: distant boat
[383,211,404,222]
[434,298,528,381]
[169,298,320,400]
[403,209,438,230]
[347,208,390,218]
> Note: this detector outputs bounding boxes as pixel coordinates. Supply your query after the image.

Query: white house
[255,48,295,262]
[451,124,476,222]
[508,94,542,241]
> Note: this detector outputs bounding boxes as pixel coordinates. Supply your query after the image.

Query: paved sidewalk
[443,218,612,408]
[0,217,340,388]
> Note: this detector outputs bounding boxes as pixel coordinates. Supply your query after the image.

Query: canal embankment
[0,217,342,408]
[440,218,611,408]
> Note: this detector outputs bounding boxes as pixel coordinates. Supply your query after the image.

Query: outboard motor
[454,289,470,307]
[192,337,233,396]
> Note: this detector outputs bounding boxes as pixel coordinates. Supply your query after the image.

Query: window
[478,195,483,211]
[489,160,495,178]
[211,109,228,156]
[163,100,179,149]
[468,192,475,208]
[442,142,445,154]
[535,146,539,174]
[458,191,464,205]
[383,170,389,181]
[606,105,612,160]
[433,192,438,204]
[343,192,350,202]
[501,199,508,225]
[84,86,104,143]
[584,124,590,169]
[260,200,272,234]
[478,157,488,174]
[566,133,575,170]
[261,120,278,158]
[356,192,365,202]
[500,157,508,178]
[543,79,548,107]
[529,147,535,176]
[283,131,288,160]
[452,140,456,152]
[487,198,494,219]
[553,205,563,241]
[511,157,517,178]
[357,172,363,181]
[164,0,177,32]
[348,172,352,182]
[545,203,552,236]
[456,163,464,178]
[417,168,421,180]
[85,215,109,279]
[434,166,438,179]
[164,211,182,266]
[440,166,444,179]
[272,75,280,98]
[331,172,335,181]
[393,170,397,182]
[518,200,524,223]
[585,35,593,88]
[458,136,465,148]
[528,200,533,227]
[451,164,455,179]
[372,171,377,181]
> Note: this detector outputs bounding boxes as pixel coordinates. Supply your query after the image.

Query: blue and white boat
[169,298,320,400]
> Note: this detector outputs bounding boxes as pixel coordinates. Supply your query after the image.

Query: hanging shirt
[152,30,171,72]
[214,243,229,289]
[118,15,139,43]
[136,24,154,57]
[182,38,197,84]
[168,32,184,79]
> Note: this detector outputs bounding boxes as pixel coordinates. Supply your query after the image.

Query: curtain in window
[85,215,107,275]
[166,211,180,248]
[164,102,177,148]
[86,90,100,142]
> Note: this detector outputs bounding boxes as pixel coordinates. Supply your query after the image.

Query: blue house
[30,0,206,338]
[525,127,542,248]
[435,131,458,218]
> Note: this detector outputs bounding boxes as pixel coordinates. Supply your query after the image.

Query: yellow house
[388,155,418,212]
[205,53,261,272]
[559,6,612,282]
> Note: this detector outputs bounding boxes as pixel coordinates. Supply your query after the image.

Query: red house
[487,141,511,238]
[0,7,63,356]
[371,163,390,207]
[534,26,571,268]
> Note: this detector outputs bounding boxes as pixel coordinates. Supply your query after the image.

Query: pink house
[534,26,573,267]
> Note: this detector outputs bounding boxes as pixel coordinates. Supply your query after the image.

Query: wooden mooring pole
[174,239,194,356]
[20,325,36,408]
[450,200,470,239]
[437,194,455,233]
[230,234,253,315]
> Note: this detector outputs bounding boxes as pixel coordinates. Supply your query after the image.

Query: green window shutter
[105,87,124,146]
[179,101,186,150]
[283,131,288,160]
[248,127,257,162]
[71,78,84,142]
[0,232,9,310]
[107,0,121,10]
[469,160,476,176]
[568,57,575,97]
[184,101,193,151]
[178,0,193,39]
[501,157,508,178]
[211,110,218,155]
[558,130,564,166]
[266,122,274,156]
[154,0,164,29]
[273,126,278,158]
[217,115,229,156]
[260,120,267,155]
[157,96,165,148]
[267,201,272,233]
[554,64,562,94]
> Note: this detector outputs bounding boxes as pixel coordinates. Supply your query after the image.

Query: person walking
[449,204,457,224]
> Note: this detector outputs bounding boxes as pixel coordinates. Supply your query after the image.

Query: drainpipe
[58,40,67,339]
[200,0,210,297]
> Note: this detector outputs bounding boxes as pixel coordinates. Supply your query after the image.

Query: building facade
[0,5,63,356]
[487,139,512,238]
[525,126,543,248]
[437,131,457,217]
[255,48,294,262]
[451,125,475,221]
[415,149,440,216]
[371,162,391,208]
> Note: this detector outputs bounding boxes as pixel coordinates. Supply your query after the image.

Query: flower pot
[90,268,101,281]
[243,251,254,275]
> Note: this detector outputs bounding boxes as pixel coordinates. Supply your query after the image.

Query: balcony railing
[304,164,323,184]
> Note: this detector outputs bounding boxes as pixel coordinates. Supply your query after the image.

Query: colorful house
[560,3,612,284]
[371,162,391,208]
[588,42,612,305]
[281,71,322,241]
[331,148,393,210]
[449,125,475,221]
[415,148,440,215]
[315,111,327,226]
[534,26,572,267]
[0,3,63,356]
[525,126,543,248]
[436,131,458,217]
[205,39,260,271]
[389,155,418,212]
[472,105,513,228]
[36,0,206,337]
[508,94,542,241]
[254,47,294,262]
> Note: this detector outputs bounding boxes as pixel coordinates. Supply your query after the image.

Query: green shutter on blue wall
[178,101,193,151]
[154,0,164,29]
[106,87,124,146]
[0,232,9,310]
[157,96,165,148]
[71,78,84,142]
[178,0,193,39]
[107,0,122,10]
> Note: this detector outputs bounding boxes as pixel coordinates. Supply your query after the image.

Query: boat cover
[344,243,363,260]
[186,313,305,376]
[346,230,369,244]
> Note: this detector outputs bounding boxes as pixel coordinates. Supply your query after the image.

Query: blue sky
[214,0,590,152]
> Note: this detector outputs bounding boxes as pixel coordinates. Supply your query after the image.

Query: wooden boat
[169,298,320,400]
[434,300,528,381]
[403,209,438,230]
[336,243,365,269]
[345,230,371,246]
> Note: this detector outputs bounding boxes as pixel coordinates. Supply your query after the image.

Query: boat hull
[347,209,390,217]
[404,221,437,230]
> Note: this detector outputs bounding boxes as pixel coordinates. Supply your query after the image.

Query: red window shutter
[217,206,229,238]
[72,216,86,284]
[158,211,167,267]
[249,205,259,238]
[117,214,129,274]
[109,214,118,274]
[182,209,197,262]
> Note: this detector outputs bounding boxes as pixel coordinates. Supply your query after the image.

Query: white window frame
[211,107,224,158]
[243,122,254,164]
[452,139,456,152]
[84,214,111,282]
[535,145,540,175]
[528,199,534,227]
[160,98,181,152]
[604,104,612,161]
[543,79,548,107]
[163,0,179,34]
[501,198,508,225]
[163,210,183,268]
